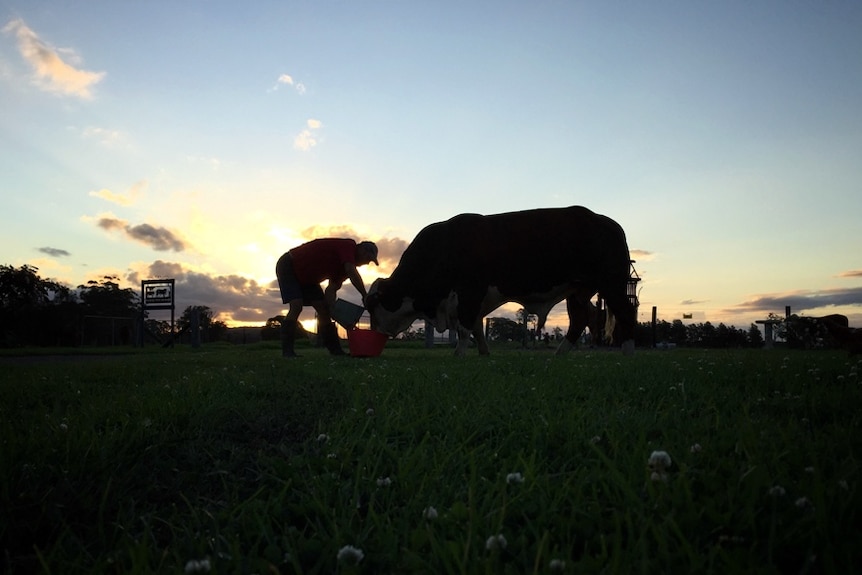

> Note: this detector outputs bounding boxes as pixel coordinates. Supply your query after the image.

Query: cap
[358,241,379,265]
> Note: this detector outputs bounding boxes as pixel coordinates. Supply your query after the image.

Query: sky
[2,0,861,334]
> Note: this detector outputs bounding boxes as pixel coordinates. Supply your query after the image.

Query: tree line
[2,263,846,351]
[0,264,225,347]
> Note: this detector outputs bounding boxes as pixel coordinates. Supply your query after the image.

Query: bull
[367,206,637,355]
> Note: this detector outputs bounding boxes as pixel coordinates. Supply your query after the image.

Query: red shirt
[289,238,357,285]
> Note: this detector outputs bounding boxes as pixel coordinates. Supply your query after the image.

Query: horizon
[2,1,860,332]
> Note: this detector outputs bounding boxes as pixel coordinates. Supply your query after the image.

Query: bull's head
[367,278,420,336]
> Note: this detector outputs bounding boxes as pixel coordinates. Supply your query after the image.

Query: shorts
[276,253,325,304]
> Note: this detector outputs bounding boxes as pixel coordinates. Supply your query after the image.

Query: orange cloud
[89,180,147,206]
[3,18,105,99]
[838,270,862,278]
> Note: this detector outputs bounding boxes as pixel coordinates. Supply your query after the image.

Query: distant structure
[756,306,791,349]
[595,260,640,343]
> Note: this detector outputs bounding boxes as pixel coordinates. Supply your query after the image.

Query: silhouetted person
[275,239,379,357]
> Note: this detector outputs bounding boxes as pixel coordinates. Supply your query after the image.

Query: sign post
[141,279,175,346]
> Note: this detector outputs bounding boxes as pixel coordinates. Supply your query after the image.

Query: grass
[1,342,860,574]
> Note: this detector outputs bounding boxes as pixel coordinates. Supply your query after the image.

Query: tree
[76,276,140,346]
[487,317,526,342]
[0,265,79,347]
[669,320,687,344]
[261,315,284,341]
[77,276,139,317]
[178,305,228,343]
[783,314,831,350]
[0,264,66,309]
[748,323,764,348]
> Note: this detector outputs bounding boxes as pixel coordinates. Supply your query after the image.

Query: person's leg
[281,298,304,357]
[276,254,305,358]
[312,300,345,356]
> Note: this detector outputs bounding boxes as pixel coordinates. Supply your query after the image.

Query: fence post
[652,306,657,348]
[191,308,201,348]
[425,320,434,348]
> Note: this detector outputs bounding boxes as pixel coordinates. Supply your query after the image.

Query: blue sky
[2,0,861,332]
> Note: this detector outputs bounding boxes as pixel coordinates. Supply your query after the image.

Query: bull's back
[446,206,630,285]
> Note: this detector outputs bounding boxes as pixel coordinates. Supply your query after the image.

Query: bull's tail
[604,309,616,344]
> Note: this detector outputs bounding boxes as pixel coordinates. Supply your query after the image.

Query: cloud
[299,224,360,240]
[680,299,708,306]
[81,126,124,147]
[38,247,70,257]
[268,72,306,94]
[371,237,409,268]
[89,180,146,206]
[294,118,323,151]
[94,216,187,252]
[838,270,862,278]
[186,155,222,170]
[630,249,655,261]
[127,260,275,324]
[3,18,105,99]
[293,130,318,151]
[728,287,862,316]
[296,225,408,269]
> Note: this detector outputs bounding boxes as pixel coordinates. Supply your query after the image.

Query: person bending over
[275,238,379,357]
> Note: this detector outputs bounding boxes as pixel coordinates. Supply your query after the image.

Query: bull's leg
[454,325,472,356]
[472,318,490,355]
[556,296,590,356]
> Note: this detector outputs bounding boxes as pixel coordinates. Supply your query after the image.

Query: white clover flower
[690,443,702,453]
[589,435,602,445]
[648,450,672,482]
[423,506,438,520]
[337,545,364,565]
[767,485,786,497]
[366,408,375,416]
[59,423,68,432]
[506,472,524,485]
[650,471,668,483]
[795,496,814,510]
[316,433,329,443]
[648,450,672,472]
[649,450,672,467]
[184,557,211,573]
[549,558,566,572]
[485,534,507,551]
[376,476,392,487]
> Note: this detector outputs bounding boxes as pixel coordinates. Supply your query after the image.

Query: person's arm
[343,263,368,305]
[324,278,343,308]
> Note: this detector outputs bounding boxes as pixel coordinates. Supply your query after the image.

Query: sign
[142,279,175,310]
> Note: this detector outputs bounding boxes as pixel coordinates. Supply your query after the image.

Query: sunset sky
[2,1,861,333]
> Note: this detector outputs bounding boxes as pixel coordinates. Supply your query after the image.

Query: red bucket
[347,328,389,357]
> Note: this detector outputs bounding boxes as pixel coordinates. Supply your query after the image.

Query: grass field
[1,342,860,574]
